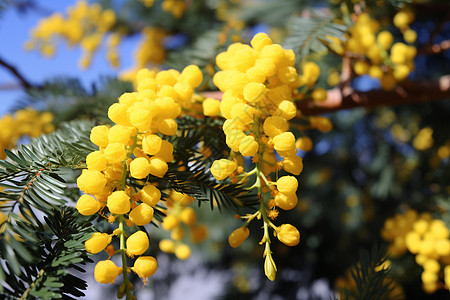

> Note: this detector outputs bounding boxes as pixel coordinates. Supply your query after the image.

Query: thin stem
[119,217,133,299]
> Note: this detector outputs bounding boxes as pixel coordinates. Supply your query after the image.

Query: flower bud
[210,159,237,180]
[180,207,196,226]
[159,239,175,253]
[282,155,303,175]
[77,169,107,195]
[76,194,101,216]
[90,125,109,148]
[276,176,298,194]
[107,191,130,215]
[276,224,300,246]
[228,227,250,248]
[104,143,127,163]
[174,243,191,260]
[129,203,154,226]
[148,156,169,177]
[274,192,298,210]
[190,225,208,244]
[85,232,112,254]
[132,256,158,278]
[126,231,149,256]
[263,116,288,138]
[139,184,161,206]
[142,134,162,155]
[130,157,151,179]
[94,260,122,284]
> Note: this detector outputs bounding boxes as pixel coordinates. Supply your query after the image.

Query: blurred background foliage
[1,0,450,299]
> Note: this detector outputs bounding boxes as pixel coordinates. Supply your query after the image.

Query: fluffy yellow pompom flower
[76,194,101,216]
[251,32,273,52]
[107,191,130,215]
[377,31,394,50]
[129,203,154,226]
[90,125,109,148]
[162,215,179,230]
[296,137,313,152]
[104,143,127,163]
[174,243,191,260]
[275,100,297,120]
[311,116,333,133]
[263,116,288,137]
[132,256,158,278]
[94,260,122,284]
[210,159,237,180]
[153,140,172,162]
[126,230,149,256]
[276,224,300,246]
[282,155,303,175]
[190,225,208,244]
[276,176,298,194]
[230,103,255,125]
[148,156,169,178]
[180,65,203,87]
[159,239,175,253]
[301,62,320,85]
[129,107,153,131]
[243,82,266,103]
[77,169,107,195]
[139,184,161,206]
[202,98,221,117]
[312,88,327,102]
[180,207,196,226]
[85,232,112,254]
[142,134,162,155]
[156,118,178,136]
[108,103,132,126]
[130,157,151,179]
[171,190,195,207]
[228,227,250,248]
[86,151,108,171]
[108,125,133,144]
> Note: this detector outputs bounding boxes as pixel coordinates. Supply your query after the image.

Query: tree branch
[202,75,450,116]
[297,75,450,115]
[0,56,39,90]
[418,39,450,55]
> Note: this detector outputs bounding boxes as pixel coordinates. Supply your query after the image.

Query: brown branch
[202,75,450,116]
[0,57,36,89]
[297,75,450,115]
[418,39,450,55]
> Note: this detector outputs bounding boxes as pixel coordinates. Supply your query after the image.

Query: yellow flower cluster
[25,0,117,69]
[135,27,168,68]
[211,33,303,280]
[159,190,208,260]
[413,127,434,151]
[162,0,187,19]
[381,209,450,293]
[76,65,203,286]
[330,12,417,90]
[0,108,54,159]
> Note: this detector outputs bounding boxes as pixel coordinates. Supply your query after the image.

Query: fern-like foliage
[0,206,95,300]
[14,77,132,125]
[339,246,401,300]
[0,120,97,298]
[239,0,307,27]
[284,13,347,58]
[167,116,258,211]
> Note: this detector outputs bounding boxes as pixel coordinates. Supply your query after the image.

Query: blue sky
[0,1,136,115]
